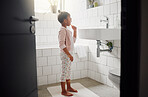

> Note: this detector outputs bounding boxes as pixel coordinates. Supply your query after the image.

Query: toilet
[108,68,120,90]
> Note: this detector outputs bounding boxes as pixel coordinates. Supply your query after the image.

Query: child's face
[65,15,71,26]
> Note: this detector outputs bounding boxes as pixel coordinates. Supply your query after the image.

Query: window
[34,0,63,13]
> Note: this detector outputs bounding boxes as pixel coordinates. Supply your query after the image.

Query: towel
[75,45,87,58]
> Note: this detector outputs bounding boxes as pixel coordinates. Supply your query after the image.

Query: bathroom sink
[78,28,121,40]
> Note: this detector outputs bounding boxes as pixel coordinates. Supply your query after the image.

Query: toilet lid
[109,68,120,76]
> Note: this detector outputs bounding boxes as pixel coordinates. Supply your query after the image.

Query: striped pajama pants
[60,51,73,82]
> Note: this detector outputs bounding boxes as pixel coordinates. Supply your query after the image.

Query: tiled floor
[38,77,120,97]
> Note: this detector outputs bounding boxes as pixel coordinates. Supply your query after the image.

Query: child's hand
[71,25,77,32]
[68,54,73,62]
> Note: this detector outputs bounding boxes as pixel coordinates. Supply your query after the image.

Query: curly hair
[57,11,70,24]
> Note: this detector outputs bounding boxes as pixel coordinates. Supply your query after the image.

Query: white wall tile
[114,40,120,47]
[52,48,60,56]
[99,65,109,75]
[35,13,44,20]
[56,56,62,64]
[44,29,51,35]
[103,51,114,57]
[97,63,100,73]
[35,36,39,44]
[53,21,59,27]
[37,57,48,66]
[42,49,52,56]
[50,14,57,20]
[118,40,121,48]
[107,78,114,87]
[110,0,117,3]
[73,54,80,63]
[90,71,96,80]
[90,53,97,62]
[36,50,42,57]
[43,13,51,20]
[47,75,56,84]
[35,21,41,29]
[43,66,52,75]
[103,65,109,75]
[95,72,101,82]
[100,56,107,65]
[71,62,77,71]
[104,5,110,15]
[47,21,53,27]
[77,62,85,70]
[88,70,91,78]
[56,74,61,83]
[96,17,101,27]
[105,0,110,4]
[84,61,88,69]
[107,57,114,67]
[88,61,93,71]
[92,63,98,72]
[118,1,121,13]
[73,71,81,79]
[35,13,61,47]
[96,56,101,64]
[110,3,118,14]
[111,47,118,57]
[100,74,107,84]
[37,67,42,76]
[52,65,61,74]
[108,15,114,28]
[81,70,87,78]
[113,58,120,68]
[92,8,97,17]
[80,57,87,61]
[35,29,43,35]
[48,56,56,65]
[87,61,91,70]
[97,6,104,16]
[87,9,92,17]
[71,72,74,80]
[38,36,47,42]
[118,48,121,58]
[37,76,48,86]
[41,21,47,28]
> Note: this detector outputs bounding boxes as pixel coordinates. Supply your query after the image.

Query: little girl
[58,11,78,96]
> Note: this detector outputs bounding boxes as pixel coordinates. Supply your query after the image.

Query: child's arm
[58,29,66,50]
[71,25,77,43]
[58,29,73,61]
[73,31,77,43]
[63,48,73,62]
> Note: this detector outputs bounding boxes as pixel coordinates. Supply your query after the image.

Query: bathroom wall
[36,47,88,86]
[35,13,60,47]
[65,0,121,88]
[35,12,90,86]
[34,13,91,47]
[35,0,121,88]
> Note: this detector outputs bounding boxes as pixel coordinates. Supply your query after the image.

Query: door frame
[120,0,148,97]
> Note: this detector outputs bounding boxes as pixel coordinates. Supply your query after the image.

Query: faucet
[100,16,109,28]
[96,40,113,57]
